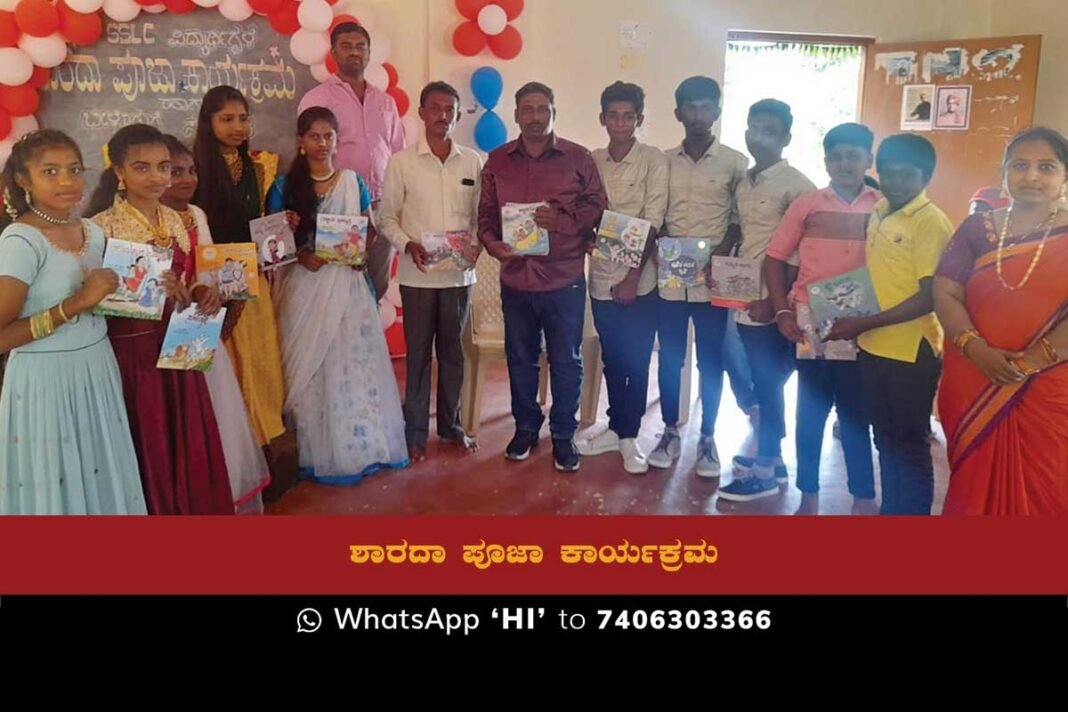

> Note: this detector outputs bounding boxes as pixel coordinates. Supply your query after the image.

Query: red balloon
[15,0,60,38]
[488,24,522,60]
[267,1,300,35]
[387,86,409,118]
[0,12,18,48]
[495,0,524,20]
[164,0,197,12]
[324,52,337,74]
[0,109,11,141]
[133,0,158,5]
[248,0,284,13]
[0,85,39,117]
[455,0,490,21]
[383,62,398,89]
[452,20,486,56]
[57,3,103,45]
[28,65,51,89]
[330,13,360,32]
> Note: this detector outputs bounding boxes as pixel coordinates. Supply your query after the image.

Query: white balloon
[310,62,331,82]
[0,136,15,166]
[218,0,254,21]
[369,35,390,64]
[0,48,33,87]
[18,34,70,70]
[143,3,167,13]
[384,280,402,309]
[378,302,396,330]
[297,0,332,33]
[289,29,330,66]
[477,4,508,36]
[365,62,388,91]
[64,0,106,12]
[102,0,141,22]
[12,114,40,140]
[192,0,221,7]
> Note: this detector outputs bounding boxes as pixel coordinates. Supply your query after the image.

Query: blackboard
[38,12,317,182]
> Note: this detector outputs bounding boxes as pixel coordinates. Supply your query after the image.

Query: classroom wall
[991,0,1067,129]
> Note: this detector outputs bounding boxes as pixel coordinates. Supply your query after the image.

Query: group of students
[0,84,407,515]
[1,68,1065,516]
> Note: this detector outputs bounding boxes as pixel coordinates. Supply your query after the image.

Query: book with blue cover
[657,237,711,290]
[157,305,227,371]
[501,202,549,255]
[94,238,174,320]
[316,213,368,266]
[806,267,881,340]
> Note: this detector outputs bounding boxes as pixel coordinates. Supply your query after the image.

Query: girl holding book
[267,106,407,483]
[162,135,271,514]
[192,85,287,454]
[88,124,233,515]
[0,129,146,514]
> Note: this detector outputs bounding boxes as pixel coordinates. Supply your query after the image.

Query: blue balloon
[474,111,508,153]
[470,66,504,111]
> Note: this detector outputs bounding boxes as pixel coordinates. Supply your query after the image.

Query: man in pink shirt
[764,122,878,515]
[299,22,406,298]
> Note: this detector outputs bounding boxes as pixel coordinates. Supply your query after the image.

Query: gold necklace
[995,205,1061,291]
[120,198,173,248]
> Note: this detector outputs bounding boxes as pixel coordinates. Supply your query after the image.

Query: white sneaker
[696,436,721,478]
[647,428,682,469]
[620,438,649,474]
[576,429,621,456]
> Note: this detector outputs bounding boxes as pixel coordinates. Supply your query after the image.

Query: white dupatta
[276,170,371,413]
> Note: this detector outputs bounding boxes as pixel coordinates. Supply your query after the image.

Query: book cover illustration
[595,210,651,269]
[421,230,474,271]
[195,243,260,301]
[795,303,859,361]
[708,256,761,309]
[501,202,549,255]
[657,237,711,290]
[807,267,880,340]
[249,213,297,271]
[157,305,227,372]
[316,213,368,266]
[93,238,174,320]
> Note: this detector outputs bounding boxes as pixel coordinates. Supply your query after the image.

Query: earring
[299,147,306,156]
[24,189,31,207]
[118,177,126,192]
[3,188,18,220]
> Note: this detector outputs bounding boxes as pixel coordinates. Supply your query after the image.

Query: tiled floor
[267,354,949,515]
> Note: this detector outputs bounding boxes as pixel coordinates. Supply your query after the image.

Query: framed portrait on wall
[934,85,972,130]
[900,84,935,131]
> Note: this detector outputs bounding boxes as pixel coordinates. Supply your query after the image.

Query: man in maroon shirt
[478,82,608,472]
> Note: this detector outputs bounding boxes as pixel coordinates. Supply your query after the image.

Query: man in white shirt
[378,81,483,462]
[577,81,668,474]
[647,76,748,478]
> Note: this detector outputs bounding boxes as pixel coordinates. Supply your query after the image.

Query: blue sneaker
[717,473,781,502]
[731,455,789,482]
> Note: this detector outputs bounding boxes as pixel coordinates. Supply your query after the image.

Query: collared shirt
[661,139,748,302]
[298,75,406,200]
[378,135,483,288]
[734,159,816,324]
[858,192,953,363]
[478,135,608,293]
[589,141,668,300]
[765,185,882,306]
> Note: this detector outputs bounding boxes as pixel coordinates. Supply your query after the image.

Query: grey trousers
[400,285,472,448]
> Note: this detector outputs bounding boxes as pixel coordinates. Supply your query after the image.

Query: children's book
[657,237,711,290]
[421,230,475,271]
[156,305,227,372]
[316,213,368,266]
[501,202,549,255]
[806,267,881,340]
[595,210,652,269]
[249,213,297,271]
[708,256,761,309]
[196,243,259,301]
[94,238,174,320]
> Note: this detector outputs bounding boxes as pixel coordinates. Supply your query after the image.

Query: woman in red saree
[934,126,1068,515]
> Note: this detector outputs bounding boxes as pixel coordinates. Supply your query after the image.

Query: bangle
[774,309,794,319]
[1040,337,1059,366]
[29,309,55,341]
[1013,357,1039,376]
[57,300,78,325]
[954,328,984,355]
